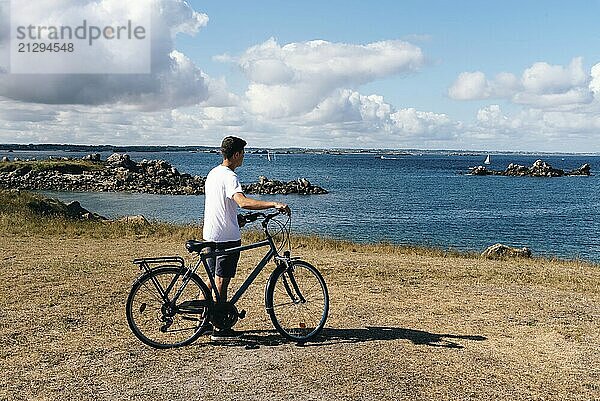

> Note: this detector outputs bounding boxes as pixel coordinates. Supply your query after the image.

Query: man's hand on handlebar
[273,202,291,215]
[237,204,290,227]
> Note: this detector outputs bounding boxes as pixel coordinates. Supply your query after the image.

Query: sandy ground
[1,234,599,401]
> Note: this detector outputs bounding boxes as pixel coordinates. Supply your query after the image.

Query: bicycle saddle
[185,240,216,253]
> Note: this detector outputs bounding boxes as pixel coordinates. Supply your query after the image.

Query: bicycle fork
[275,253,306,304]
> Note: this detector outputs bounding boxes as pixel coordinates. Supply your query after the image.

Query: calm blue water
[3,149,599,262]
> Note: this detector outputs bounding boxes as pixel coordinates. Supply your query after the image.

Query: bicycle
[125,210,329,349]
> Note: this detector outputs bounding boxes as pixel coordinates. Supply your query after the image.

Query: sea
[2,149,599,263]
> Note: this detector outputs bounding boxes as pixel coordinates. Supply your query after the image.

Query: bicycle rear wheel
[126,266,211,348]
[266,260,329,342]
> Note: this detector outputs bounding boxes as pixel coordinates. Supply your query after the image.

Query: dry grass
[1,209,599,400]
[0,159,103,174]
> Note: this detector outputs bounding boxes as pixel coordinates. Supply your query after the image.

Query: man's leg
[214,276,231,301]
[210,241,242,341]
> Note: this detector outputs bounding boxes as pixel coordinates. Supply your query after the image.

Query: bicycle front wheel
[126,266,211,349]
[266,260,329,342]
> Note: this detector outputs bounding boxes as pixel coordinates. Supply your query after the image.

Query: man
[202,136,290,341]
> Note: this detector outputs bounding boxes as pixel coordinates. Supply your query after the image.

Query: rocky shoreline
[468,159,591,177]
[0,153,328,195]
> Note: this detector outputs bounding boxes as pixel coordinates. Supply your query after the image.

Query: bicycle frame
[200,237,276,304]
[167,233,281,307]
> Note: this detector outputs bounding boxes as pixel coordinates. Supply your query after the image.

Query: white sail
[484,154,491,164]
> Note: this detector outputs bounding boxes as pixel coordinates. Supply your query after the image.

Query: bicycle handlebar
[238,209,287,228]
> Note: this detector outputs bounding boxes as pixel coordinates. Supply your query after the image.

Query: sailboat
[267,152,271,162]
[484,154,491,165]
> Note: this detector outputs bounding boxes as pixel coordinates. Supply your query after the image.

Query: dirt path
[1,236,599,400]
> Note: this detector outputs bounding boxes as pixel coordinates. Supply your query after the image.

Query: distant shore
[2,143,599,156]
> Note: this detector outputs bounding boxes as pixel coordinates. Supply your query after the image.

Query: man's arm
[233,193,291,214]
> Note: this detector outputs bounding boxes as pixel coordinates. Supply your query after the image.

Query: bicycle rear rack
[133,256,185,274]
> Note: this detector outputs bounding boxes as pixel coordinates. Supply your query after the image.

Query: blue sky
[0,0,599,151]
[182,0,599,119]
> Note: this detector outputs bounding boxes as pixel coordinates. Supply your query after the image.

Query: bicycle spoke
[139,281,165,303]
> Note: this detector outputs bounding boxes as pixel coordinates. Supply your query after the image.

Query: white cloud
[521,57,588,94]
[222,37,425,119]
[448,71,520,100]
[390,108,453,137]
[590,63,600,95]
[449,57,594,109]
[0,0,210,110]
[448,71,489,100]
[476,105,507,125]
[293,87,457,141]
[465,102,600,149]
[512,87,593,108]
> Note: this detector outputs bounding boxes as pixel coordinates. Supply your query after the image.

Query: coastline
[0,155,328,195]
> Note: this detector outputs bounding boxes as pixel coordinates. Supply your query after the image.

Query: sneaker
[210,328,243,341]
[197,322,213,336]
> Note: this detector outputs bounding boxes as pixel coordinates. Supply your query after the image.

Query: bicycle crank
[210,302,246,330]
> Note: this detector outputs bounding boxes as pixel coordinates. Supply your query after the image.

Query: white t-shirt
[202,165,243,242]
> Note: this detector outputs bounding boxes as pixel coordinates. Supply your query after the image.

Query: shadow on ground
[205,326,486,350]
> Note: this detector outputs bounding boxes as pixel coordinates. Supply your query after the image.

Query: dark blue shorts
[206,240,241,278]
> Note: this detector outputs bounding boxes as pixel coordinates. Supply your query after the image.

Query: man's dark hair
[221,136,247,159]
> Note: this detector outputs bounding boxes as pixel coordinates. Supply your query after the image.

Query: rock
[469,166,490,176]
[66,200,85,216]
[481,243,532,259]
[470,160,592,178]
[1,157,9,162]
[83,153,101,162]
[106,153,136,170]
[64,201,105,220]
[504,163,530,176]
[0,155,327,195]
[567,163,591,176]
[298,178,310,188]
[528,159,563,177]
[118,215,149,225]
[243,176,327,195]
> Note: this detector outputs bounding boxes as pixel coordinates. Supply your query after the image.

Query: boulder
[65,201,106,220]
[567,163,591,176]
[1,157,9,162]
[82,153,101,162]
[106,153,136,170]
[481,243,532,259]
[504,163,530,176]
[118,215,150,225]
[469,166,490,176]
[529,159,563,177]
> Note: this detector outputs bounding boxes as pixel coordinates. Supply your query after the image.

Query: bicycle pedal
[239,309,246,319]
